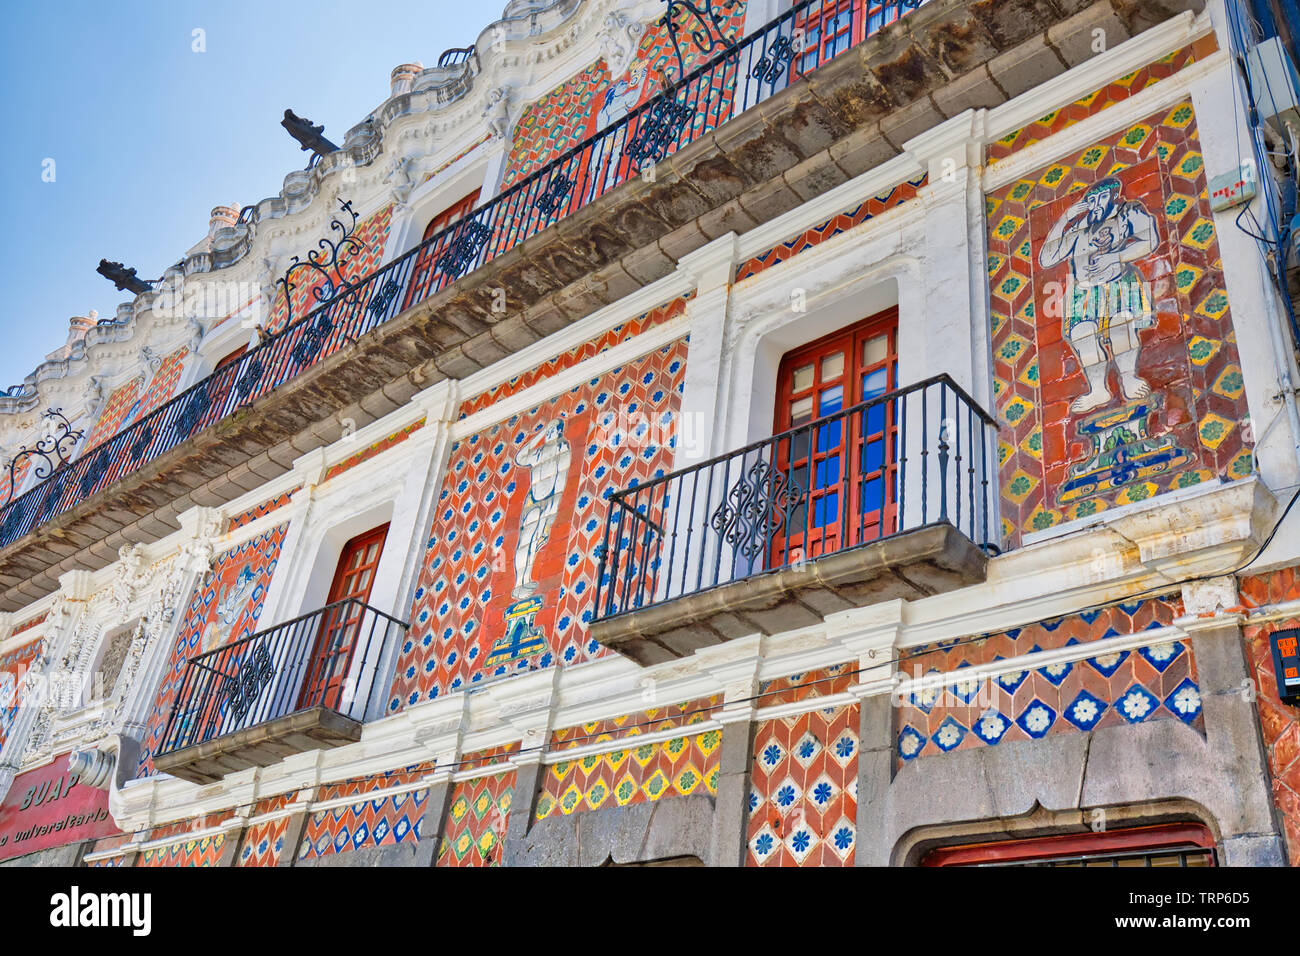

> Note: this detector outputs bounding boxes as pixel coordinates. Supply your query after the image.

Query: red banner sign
[0,752,120,862]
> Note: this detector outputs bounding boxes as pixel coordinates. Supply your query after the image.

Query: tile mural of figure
[1038,177,1160,412]
[511,418,572,600]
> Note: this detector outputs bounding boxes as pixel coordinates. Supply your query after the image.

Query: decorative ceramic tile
[437,770,515,867]
[748,704,859,867]
[736,175,929,281]
[297,762,434,861]
[136,523,289,777]
[135,813,236,867]
[322,419,425,482]
[225,486,300,532]
[499,5,747,190]
[549,695,719,751]
[394,337,689,709]
[459,741,523,772]
[757,663,855,707]
[0,637,43,752]
[457,294,692,420]
[535,729,720,820]
[894,596,1200,766]
[236,792,301,868]
[267,203,395,334]
[1240,569,1300,866]
[987,41,1216,164]
[988,98,1251,547]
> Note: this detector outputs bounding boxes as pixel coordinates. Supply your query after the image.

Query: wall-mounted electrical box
[1246,36,1300,133]
[1272,628,1300,706]
[1209,165,1258,211]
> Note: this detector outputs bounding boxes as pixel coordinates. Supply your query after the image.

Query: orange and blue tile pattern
[894,597,1201,766]
[236,792,301,867]
[0,636,43,752]
[297,762,434,861]
[736,175,928,281]
[1240,569,1300,865]
[225,486,300,532]
[436,771,515,867]
[136,523,289,777]
[500,4,747,189]
[457,294,691,421]
[748,703,859,867]
[322,419,425,482]
[394,337,689,709]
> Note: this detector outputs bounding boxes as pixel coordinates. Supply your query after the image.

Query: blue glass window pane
[815,456,841,489]
[862,439,884,473]
[815,419,842,454]
[813,492,839,527]
[819,384,843,415]
[861,477,882,510]
[862,368,887,399]
[866,403,885,435]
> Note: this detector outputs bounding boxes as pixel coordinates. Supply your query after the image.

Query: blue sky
[0,0,491,390]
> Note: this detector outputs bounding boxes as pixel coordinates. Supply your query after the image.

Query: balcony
[153,599,406,784]
[589,375,996,664]
[0,0,1149,610]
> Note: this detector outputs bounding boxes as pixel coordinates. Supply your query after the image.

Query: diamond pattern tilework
[226,485,301,532]
[395,337,689,709]
[459,741,522,772]
[323,419,425,482]
[549,695,719,751]
[437,771,515,867]
[535,729,720,820]
[136,813,236,867]
[987,42,1214,164]
[268,203,394,334]
[736,176,928,282]
[79,346,192,459]
[988,97,1251,547]
[748,704,859,867]
[81,379,141,452]
[0,637,44,752]
[499,6,747,190]
[1240,569,1300,866]
[236,793,300,868]
[136,523,289,777]
[297,762,435,861]
[457,294,692,421]
[757,663,855,707]
[894,596,1200,766]
[0,454,29,505]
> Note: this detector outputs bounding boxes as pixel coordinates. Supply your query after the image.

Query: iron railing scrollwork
[276,198,365,327]
[156,598,407,756]
[3,409,83,506]
[593,374,996,621]
[660,0,743,79]
[0,1,928,551]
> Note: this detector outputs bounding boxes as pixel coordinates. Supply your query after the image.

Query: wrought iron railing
[155,599,407,756]
[593,374,996,621]
[0,0,926,549]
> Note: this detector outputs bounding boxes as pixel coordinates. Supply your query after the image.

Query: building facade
[1,0,1299,868]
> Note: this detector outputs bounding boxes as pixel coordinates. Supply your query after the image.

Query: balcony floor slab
[590,522,988,666]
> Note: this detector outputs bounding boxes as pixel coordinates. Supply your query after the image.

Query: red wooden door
[402,190,481,309]
[299,523,389,709]
[772,309,898,566]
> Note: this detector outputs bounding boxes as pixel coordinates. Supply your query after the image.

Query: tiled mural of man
[511,418,571,600]
[1038,177,1160,413]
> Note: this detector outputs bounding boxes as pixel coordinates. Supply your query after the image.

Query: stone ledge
[152,707,361,785]
[590,523,988,666]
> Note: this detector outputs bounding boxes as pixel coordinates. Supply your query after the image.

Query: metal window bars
[155,598,407,756]
[0,0,927,549]
[592,374,996,621]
